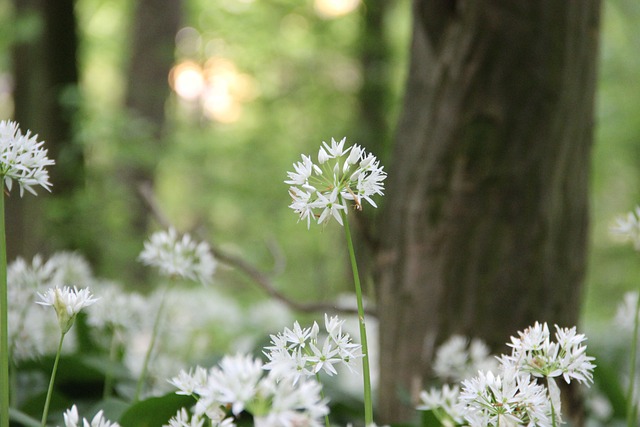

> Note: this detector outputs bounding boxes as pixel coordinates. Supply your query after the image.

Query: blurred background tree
[375,1,600,423]
[0,0,639,424]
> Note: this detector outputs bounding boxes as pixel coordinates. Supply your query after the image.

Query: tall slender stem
[315,372,331,427]
[103,329,119,399]
[41,333,65,427]
[627,292,640,427]
[0,193,8,427]
[341,210,373,426]
[134,285,169,402]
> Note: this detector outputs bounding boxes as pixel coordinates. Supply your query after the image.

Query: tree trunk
[122,0,181,228]
[375,1,601,423]
[117,0,181,280]
[7,0,81,261]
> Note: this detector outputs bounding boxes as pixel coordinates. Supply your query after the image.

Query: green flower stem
[134,285,169,402]
[0,193,9,427]
[41,333,65,427]
[340,209,373,426]
[103,330,119,399]
[316,372,330,427]
[627,292,640,427]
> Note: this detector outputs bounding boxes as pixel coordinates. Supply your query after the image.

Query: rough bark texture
[375,1,601,423]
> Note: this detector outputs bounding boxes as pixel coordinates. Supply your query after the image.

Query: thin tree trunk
[375,1,601,423]
[8,0,81,260]
[119,0,181,279]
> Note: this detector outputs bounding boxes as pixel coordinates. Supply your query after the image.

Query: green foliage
[118,394,195,427]
[586,0,640,324]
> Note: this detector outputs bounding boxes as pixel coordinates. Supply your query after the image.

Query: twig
[137,182,375,317]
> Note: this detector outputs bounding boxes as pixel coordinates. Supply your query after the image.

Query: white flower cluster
[417,322,595,427]
[433,335,499,383]
[263,314,363,383]
[459,368,552,426]
[60,405,120,427]
[502,322,596,385]
[8,253,97,360]
[37,285,99,334]
[285,137,386,228]
[139,228,217,285]
[168,354,329,427]
[610,206,640,250]
[0,119,54,196]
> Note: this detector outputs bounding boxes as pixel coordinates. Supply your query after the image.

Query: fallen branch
[138,182,375,317]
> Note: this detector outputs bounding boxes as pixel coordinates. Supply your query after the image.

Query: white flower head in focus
[459,369,552,427]
[138,228,217,285]
[37,286,99,334]
[263,314,363,383]
[0,120,55,196]
[286,137,386,228]
[502,321,596,386]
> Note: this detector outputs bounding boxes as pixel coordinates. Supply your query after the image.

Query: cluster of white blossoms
[59,405,120,427]
[432,335,499,383]
[285,137,386,228]
[262,314,363,383]
[167,353,329,427]
[139,228,217,285]
[459,368,552,426]
[8,253,99,361]
[417,322,595,427]
[501,322,596,386]
[37,285,99,334]
[610,206,640,250]
[0,119,54,196]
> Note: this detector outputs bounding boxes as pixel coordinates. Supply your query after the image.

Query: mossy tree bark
[375,1,601,423]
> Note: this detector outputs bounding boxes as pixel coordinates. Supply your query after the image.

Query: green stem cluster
[341,209,373,426]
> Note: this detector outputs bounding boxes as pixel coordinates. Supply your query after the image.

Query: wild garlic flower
[0,119,54,196]
[61,405,120,427]
[263,314,362,383]
[37,286,99,334]
[502,321,596,385]
[139,228,217,285]
[8,253,97,360]
[459,369,552,427]
[610,206,640,250]
[433,335,499,383]
[417,322,596,426]
[285,137,386,228]
[168,354,328,427]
